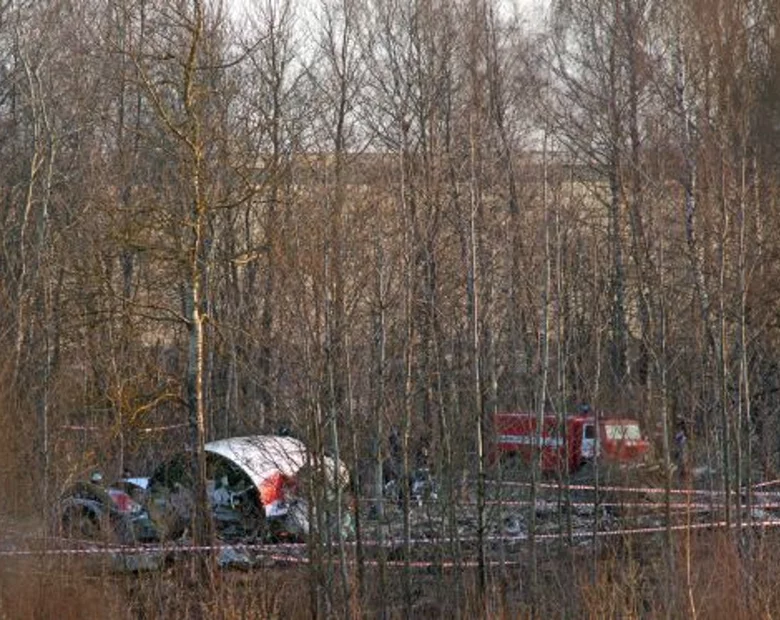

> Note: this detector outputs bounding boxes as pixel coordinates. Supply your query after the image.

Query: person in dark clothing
[384,429,402,484]
[674,424,688,479]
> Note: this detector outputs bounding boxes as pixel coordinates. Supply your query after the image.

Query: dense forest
[2,0,780,617]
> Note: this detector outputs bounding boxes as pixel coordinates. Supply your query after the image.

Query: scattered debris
[47,435,780,574]
[54,434,352,571]
[110,549,166,573]
[56,475,159,545]
[217,546,254,570]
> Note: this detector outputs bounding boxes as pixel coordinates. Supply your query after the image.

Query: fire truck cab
[490,410,650,474]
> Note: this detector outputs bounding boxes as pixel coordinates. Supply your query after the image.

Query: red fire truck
[490,410,651,474]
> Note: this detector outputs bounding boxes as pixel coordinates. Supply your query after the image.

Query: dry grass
[2,529,780,619]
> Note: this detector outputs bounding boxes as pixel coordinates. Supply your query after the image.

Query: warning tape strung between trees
[3,518,780,561]
[358,497,728,509]
[486,478,780,497]
[0,540,304,558]
[370,477,780,500]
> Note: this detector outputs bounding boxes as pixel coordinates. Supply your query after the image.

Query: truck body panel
[491,411,650,474]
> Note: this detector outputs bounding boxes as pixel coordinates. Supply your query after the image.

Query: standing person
[386,428,402,482]
[378,429,404,506]
[674,423,688,480]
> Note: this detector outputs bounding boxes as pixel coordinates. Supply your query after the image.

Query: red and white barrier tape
[4,518,780,560]
[483,499,723,509]
[487,479,780,498]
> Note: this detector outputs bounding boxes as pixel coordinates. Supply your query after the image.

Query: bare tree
[126,0,251,580]
[550,0,633,394]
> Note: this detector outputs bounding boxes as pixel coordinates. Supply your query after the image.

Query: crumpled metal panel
[205,436,309,489]
[204,435,349,503]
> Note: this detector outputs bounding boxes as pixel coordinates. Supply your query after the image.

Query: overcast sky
[227,0,550,31]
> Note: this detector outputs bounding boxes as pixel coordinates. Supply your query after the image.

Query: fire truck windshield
[604,424,642,441]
